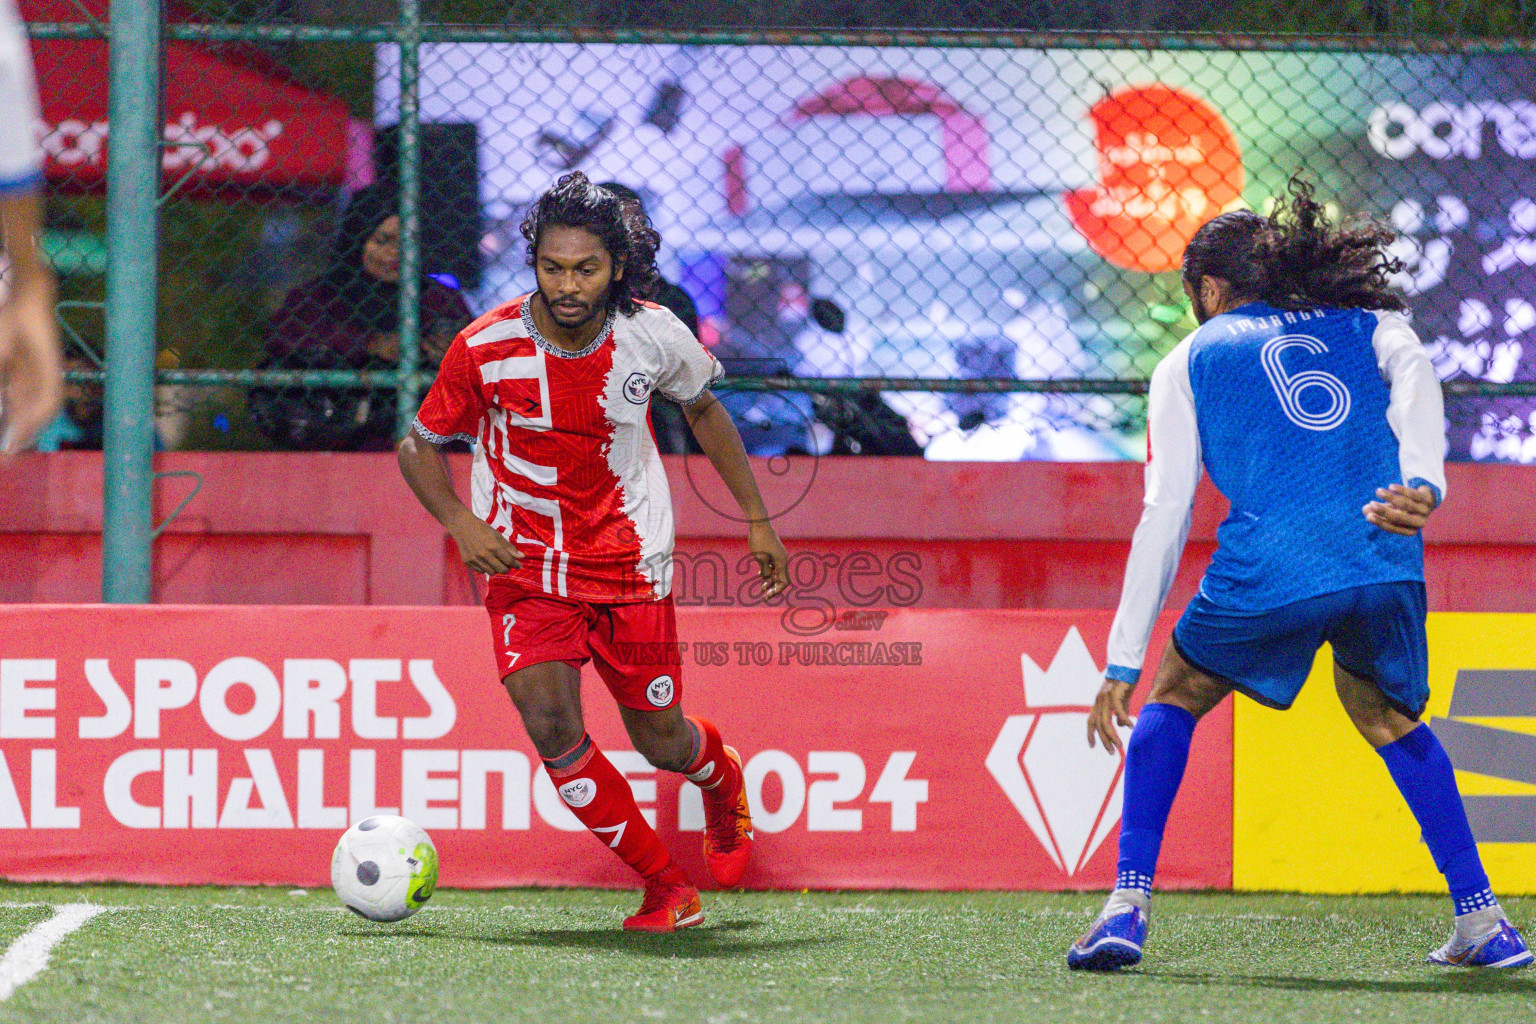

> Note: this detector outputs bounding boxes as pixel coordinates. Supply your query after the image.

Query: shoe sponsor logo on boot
[646,674,675,707]
[559,778,596,808]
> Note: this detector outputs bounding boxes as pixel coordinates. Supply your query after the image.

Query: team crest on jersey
[623,372,653,404]
[646,674,675,707]
[558,778,596,808]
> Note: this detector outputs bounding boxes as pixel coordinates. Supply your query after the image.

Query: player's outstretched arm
[1096,340,1202,754]
[397,430,521,575]
[0,192,61,456]
[680,391,789,600]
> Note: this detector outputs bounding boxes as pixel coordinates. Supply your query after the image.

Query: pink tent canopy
[23,0,352,190]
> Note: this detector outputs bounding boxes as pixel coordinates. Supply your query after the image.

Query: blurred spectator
[714,356,829,457]
[599,182,828,458]
[33,347,102,452]
[250,185,473,451]
[35,348,171,453]
[793,299,922,455]
[598,182,699,332]
[599,182,699,454]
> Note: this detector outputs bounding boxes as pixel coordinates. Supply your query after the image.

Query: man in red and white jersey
[398,172,790,932]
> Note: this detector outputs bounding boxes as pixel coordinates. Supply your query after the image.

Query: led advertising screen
[378,45,1536,462]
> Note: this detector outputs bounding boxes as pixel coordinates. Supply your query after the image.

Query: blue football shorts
[1171,580,1429,719]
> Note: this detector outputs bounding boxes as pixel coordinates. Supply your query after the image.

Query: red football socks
[543,735,674,880]
[683,716,743,796]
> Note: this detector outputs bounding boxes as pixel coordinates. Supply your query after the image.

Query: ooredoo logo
[646,674,675,707]
[1066,84,1244,274]
[558,779,596,808]
[985,627,1129,876]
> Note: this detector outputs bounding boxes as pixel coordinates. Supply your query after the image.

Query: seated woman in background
[252,184,473,451]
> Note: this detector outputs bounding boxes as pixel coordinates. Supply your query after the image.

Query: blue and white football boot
[1427,920,1534,969]
[1066,904,1147,971]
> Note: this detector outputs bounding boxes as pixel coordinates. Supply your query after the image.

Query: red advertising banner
[0,605,1230,890]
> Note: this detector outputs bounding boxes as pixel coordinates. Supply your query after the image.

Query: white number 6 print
[1261,334,1352,431]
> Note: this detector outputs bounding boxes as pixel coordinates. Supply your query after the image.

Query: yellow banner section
[1234,613,1536,894]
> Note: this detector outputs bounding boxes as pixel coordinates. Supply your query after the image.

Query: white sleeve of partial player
[0,16,42,190]
[1104,338,1202,684]
[1371,310,1447,504]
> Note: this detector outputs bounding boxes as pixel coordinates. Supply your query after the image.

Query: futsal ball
[331,815,439,922]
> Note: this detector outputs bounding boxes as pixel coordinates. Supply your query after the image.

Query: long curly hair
[1183,175,1407,313]
[520,171,662,316]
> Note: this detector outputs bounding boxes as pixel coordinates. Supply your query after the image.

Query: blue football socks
[1115,703,1197,897]
[1377,723,1496,916]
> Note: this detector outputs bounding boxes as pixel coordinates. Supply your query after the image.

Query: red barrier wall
[0,604,1228,890]
[0,453,1531,610]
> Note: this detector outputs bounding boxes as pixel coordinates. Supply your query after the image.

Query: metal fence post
[395,0,422,439]
[101,0,161,603]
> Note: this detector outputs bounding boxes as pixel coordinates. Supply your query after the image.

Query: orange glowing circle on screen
[1065,84,1244,274]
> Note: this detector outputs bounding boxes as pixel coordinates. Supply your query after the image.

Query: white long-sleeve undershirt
[1371,311,1448,502]
[1104,337,1201,684]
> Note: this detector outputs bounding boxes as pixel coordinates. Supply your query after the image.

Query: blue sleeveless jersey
[1187,302,1424,610]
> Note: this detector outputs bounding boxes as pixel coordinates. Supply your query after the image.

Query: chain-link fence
[20,1,1536,464]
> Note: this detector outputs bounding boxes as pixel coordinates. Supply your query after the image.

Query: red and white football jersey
[414,295,722,603]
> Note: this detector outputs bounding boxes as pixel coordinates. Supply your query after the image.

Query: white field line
[0,904,108,1002]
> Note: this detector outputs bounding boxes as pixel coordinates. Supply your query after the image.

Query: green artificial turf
[0,886,1531,1023]
[0,905,49,960]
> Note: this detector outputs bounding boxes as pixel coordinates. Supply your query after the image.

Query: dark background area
[185,1,1536,34]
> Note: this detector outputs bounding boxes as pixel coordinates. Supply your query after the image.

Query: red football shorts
[484,583,683,711]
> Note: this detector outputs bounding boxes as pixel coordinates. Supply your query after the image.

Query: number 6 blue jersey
[1104,301,1447,683]
[1193,302,1429,607]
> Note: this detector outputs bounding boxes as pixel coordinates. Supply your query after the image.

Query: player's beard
[1190,288,1211,325]
[541,286,611,330]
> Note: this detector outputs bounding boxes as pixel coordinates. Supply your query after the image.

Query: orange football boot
[623,866,704,932]
[702,745,754,887]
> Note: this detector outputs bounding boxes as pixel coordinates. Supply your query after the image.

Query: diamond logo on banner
[985,627,1131,877]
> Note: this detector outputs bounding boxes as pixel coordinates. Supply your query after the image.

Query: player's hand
[748,520,789,600]
[1363,483,1437,537]
[1087,678,1134,756]
[0,282,63,457]
[449,513,522,575]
